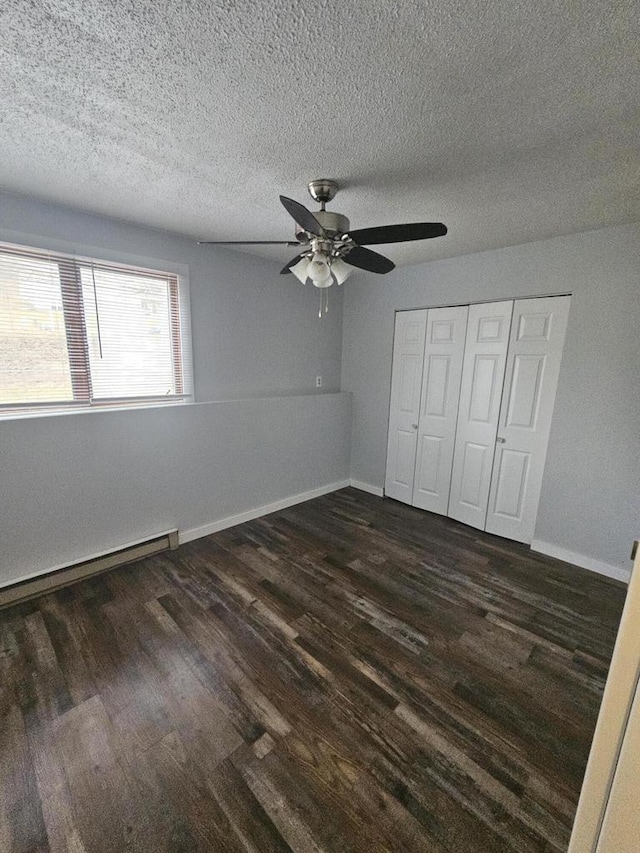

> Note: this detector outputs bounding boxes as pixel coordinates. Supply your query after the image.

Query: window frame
[0,239,193,419]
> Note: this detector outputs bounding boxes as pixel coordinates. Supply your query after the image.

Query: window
[0,242,192,415]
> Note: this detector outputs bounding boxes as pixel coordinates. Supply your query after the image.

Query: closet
[385,295,570,544]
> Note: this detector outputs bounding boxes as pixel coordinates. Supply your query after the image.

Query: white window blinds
[0,242,192,414]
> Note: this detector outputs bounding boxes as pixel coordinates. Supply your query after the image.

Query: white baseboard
[349,479,384,497]
[180,479,350,544]
[531,539,631,584]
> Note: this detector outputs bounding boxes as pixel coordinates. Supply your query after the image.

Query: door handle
[411,423,418,430]
[496,436,506,444]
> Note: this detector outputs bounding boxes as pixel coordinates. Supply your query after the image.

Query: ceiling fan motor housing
[295,209,350,242]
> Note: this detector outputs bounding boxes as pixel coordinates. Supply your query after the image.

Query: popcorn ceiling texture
[0,0,638,265]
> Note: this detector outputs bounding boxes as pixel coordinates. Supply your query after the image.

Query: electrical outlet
[315,376,323,388]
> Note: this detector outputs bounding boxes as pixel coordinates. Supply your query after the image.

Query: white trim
[349,479,384,497]
[180,480,350,544]
[531,539,631,583]
[0,529,177,591]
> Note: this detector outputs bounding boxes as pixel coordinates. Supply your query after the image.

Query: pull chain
[318,288,330,319]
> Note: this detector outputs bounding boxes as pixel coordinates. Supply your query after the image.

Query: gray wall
[0,193,349,586]
[342,223,640,574]
[1,394,351,586]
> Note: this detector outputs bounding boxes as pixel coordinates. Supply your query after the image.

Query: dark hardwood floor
[0,488,626,852]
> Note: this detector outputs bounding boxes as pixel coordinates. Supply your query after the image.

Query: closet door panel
[486,295,570,542]
[385,310,427,503]
[459,441,489,508]
[448,301,514,530]
[413,306,468,514]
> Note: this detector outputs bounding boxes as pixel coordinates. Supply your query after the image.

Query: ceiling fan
[199,179,447,314]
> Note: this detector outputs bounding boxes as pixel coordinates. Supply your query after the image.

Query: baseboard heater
[0,530,179,609]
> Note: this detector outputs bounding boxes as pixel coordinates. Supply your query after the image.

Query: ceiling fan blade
[348,222,447,245]
[343,245,395,274]
[279,196,326,237]
[198,240,299,245]
[280,254,306,274]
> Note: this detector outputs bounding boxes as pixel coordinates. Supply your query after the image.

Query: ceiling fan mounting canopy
[307,178,339,205]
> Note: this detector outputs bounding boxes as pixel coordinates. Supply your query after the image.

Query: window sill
[0,397,193,422]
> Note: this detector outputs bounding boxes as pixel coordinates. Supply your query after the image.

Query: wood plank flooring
[0,488,626,852]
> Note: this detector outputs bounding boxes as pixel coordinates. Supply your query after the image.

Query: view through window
[0,243,189,414]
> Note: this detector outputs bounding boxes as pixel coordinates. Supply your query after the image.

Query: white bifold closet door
[485,295,570,542]
[412,306,468,513]
[385,295,570,546]
[384,310,427,503]
[448,301,514,530]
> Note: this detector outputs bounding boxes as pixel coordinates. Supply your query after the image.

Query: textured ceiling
[1,0,638,266]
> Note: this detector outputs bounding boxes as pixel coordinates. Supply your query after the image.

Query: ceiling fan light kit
[199,179,447,315]
[329,257,353,286]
